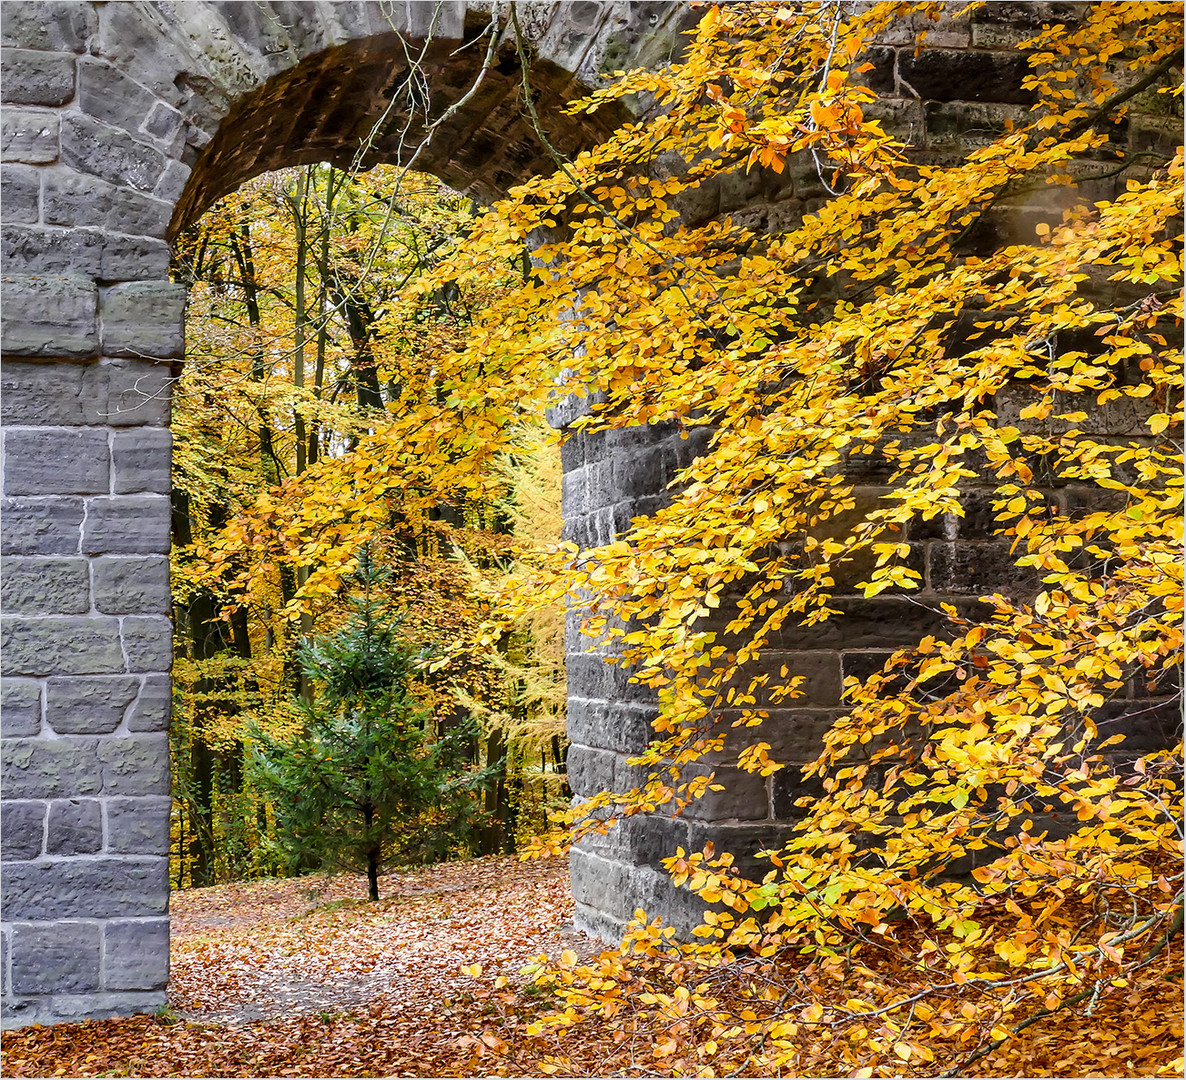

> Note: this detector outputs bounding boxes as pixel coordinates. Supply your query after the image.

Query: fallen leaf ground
[1,855,1181,1077]
[167,856,592,1026]
[1,855,602,1077]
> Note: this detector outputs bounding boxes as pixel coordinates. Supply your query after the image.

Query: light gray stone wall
[0,350,174,1027]
[0,0,178,1022]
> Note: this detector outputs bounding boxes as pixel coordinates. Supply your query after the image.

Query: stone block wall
[0,368,176,1026]
[0,1,183,1025]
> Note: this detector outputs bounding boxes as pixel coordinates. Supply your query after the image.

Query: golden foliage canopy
[189,2,1182,1073]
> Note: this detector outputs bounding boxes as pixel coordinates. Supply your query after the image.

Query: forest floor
[1,855,603,1077]
[1,854,1181,1078]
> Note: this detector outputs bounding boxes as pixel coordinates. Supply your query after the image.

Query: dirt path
[169,855,597,1025]
[1,855,612,1078]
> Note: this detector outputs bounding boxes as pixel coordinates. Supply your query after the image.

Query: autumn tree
[452,422,570,852]
[434,2,1178,1074]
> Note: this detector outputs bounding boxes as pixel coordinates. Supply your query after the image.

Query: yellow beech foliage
[500,3,1179,1075]
[203,2,1181,1072]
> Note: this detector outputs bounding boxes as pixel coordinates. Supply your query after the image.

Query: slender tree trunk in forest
[228,223,285,485]
[502,757,520,856]
[309,168,339,470]
[271,563,305,699]
[289,167,309,477]
[480,729,511,856]
[327,280,385,423]
[172,489,255,886]
[321,234,384,436]
[175,799,187,888]
[367,847,380,902]
[363,796,380,900]
[552,733,571,800]
[188,737,216,886]
[227,218,302,731]
[285,167,317,700]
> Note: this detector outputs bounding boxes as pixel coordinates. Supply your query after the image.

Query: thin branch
[507,2,732,340]
[1062,51,1182,142]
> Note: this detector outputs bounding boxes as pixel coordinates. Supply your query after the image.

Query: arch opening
[166,4,641,957]
[169,159,571,897]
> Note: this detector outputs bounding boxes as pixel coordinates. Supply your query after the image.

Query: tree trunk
[285,167,318,700]
[172,489,253,887]
[325,273,384,427]
[364,797,380,900]
[188,737,216,886]
[553,733,571,800]
[308,167,340,469]
[367,847,380,901]
[502,755,520,856]
[479,729,509,856]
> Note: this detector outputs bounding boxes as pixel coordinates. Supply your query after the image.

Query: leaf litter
[1,855,600,1077]
[2,853,1180,1077]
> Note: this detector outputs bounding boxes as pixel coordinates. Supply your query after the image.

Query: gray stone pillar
[1,2,182,1024]
[1,346,177,1025]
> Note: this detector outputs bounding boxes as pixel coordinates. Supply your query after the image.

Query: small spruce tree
[248,554,485,900]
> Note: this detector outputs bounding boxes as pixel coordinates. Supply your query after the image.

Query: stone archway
[0,0,696,1027]
[5,0,1177,1030]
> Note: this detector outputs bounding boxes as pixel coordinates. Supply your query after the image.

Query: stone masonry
[552,4,1182,939]
[1,0,1180,1026]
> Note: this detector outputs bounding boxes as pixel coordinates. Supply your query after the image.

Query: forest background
[169,162,569,888]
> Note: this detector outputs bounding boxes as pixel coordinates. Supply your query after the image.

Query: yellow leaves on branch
[473,1,1184,1076]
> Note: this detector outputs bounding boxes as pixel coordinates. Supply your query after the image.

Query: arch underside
[171,23,627,233]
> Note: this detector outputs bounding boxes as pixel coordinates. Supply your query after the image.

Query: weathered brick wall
[0,0,696,1027]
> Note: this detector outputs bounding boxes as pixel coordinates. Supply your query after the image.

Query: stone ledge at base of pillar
[1,990,167,1031]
